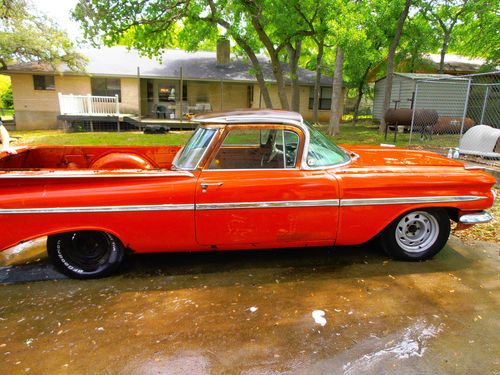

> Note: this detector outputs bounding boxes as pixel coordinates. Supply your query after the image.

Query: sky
[31,0,83,41]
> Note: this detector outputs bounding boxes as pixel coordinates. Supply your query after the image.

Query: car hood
[340,145,464,168]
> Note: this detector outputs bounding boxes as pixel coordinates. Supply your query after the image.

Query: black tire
[379,208,450,261]
[47,231,125,279]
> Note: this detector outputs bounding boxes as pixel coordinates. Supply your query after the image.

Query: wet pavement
[0,236,499,374]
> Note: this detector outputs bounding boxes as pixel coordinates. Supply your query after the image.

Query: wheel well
[443,207,459,222]
[379,206,457,235]
[46,229,125,247]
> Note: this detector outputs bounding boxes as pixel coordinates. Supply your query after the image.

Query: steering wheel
[261,142,281,167]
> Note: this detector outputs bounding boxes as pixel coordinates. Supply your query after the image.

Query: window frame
[91,77,122,102]
[203,124,304,171]
[33,75,55,91]
[308,86,332,110]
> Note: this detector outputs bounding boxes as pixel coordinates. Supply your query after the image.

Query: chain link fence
[407,71,499,165]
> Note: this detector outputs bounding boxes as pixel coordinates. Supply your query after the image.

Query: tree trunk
[204,0,273,108]
[379,0,412,133]
[243,45,273,108]
[312,40,324,123]
[328,47,344,136]
[439,31,451,74]
[250,15,290,109]
[352,65,371,126]
[286,40,302,113]
[352,84,364,126]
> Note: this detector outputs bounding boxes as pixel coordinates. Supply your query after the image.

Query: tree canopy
[0,0,84,70]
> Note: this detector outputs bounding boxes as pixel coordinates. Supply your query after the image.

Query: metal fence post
[408,81,419,146]
[458,78,472,145]
[480,86,490,125]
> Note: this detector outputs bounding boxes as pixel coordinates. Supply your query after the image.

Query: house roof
[5,46,332,87]
[424,53,485,74]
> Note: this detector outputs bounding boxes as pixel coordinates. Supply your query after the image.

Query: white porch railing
[58,93,120,116]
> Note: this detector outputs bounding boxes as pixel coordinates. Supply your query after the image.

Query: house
[3,41,337,130]
[372,73,470,122]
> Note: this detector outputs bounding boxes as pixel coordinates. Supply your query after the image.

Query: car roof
[193,109,304,125]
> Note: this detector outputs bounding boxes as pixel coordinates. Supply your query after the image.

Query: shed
[373,73,469,121]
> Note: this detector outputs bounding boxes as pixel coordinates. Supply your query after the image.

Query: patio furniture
[155,105,167,119]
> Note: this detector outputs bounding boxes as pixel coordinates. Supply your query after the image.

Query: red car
[0,110,495,278]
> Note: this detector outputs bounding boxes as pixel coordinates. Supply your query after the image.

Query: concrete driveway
[0,236,498,374]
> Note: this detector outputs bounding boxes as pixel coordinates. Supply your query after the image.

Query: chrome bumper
[459,211,493,224]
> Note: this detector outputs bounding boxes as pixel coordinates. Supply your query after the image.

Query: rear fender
[0,225,127,253]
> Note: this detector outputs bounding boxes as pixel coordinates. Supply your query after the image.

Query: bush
[1,87,13,109]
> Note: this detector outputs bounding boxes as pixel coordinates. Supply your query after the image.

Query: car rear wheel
[47,231,124,279]
[379,209,450,261]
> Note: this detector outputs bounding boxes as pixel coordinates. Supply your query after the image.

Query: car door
[195,125,340,248]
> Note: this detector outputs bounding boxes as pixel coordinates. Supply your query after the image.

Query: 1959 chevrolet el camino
[0,110,496,278]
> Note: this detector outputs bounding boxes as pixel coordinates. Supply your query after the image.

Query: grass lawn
[10,121,459,152]
[326,121,460,151]
[0,109,14,121]
[10,130,193,146]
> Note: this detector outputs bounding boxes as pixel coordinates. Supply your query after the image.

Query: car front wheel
[379,209,450,261]
[47,231,125,279]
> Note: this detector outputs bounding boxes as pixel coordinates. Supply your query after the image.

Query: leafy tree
[397,13,440,72]
[420,0,479,73]
[1,85,12,108]
[238,0,316,110]
[292,0,332,122]
[451,1,499,68]
[0,0,84,70]
[74,0,275,109]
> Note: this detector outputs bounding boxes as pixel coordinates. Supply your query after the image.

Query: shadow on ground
[1,240,472,285]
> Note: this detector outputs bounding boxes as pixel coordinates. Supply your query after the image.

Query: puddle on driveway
[0,237,498,374]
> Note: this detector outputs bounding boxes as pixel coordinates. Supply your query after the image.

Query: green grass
[9,122,460,154]
[319,121,460,152]
[0,109,14,121]
[10,130,193,146]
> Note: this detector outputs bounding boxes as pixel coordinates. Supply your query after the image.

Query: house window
[91,78,121,101]
[182,82,188,102]
[33,75,55,90]
[308,87,331,110]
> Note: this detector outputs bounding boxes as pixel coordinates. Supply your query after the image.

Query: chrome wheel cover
[395,211,439,253]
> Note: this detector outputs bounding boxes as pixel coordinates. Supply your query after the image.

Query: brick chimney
[216,38,230,65]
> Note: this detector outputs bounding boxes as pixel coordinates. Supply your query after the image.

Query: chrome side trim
[459,211,493,224]
[340,195,487,206]
[0,171,194,179]
[0,203,195,214]
[0,195,488,214]
[196,199,340,210]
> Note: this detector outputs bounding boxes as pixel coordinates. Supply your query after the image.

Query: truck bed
[0,145,182,170]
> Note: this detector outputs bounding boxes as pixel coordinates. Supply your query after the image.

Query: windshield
[306,126,350,167]
[173,127,216,170]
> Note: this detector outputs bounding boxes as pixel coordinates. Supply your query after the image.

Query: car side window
[209,128,299,169]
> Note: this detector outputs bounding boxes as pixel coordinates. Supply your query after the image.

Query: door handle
[201,182,223,193]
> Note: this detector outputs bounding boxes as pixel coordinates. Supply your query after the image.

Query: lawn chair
[155,105,167,119]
